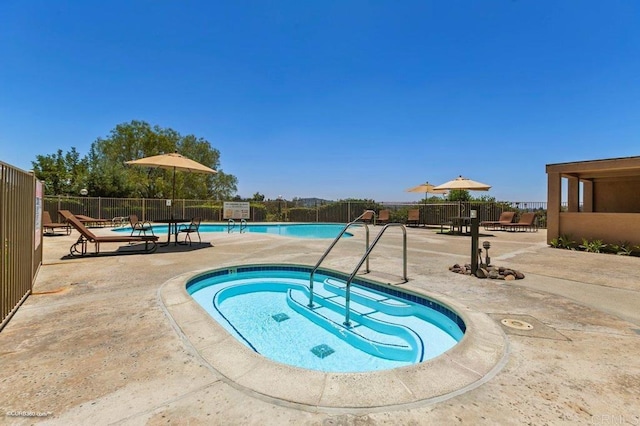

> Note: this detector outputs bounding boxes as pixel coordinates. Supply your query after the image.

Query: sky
[1,1,639,202]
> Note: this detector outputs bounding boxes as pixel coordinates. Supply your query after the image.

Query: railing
[308,211,373,308]
[343,223,407,327]
[227,218,248,233]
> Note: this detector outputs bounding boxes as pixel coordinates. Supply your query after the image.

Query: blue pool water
[187,265,465,373]
[114,223,353,239]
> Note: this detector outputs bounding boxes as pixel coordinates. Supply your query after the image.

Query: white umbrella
[433,175,491,191]
[125,151,217,215]
[406,182,448,199]
[434,175,491,219]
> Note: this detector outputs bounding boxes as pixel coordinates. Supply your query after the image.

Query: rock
[448,263,525,280]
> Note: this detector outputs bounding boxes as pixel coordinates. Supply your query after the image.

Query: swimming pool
[187,264,465,373]
[114,223,353,239]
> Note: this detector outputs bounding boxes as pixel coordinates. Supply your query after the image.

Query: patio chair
[42,211,71,235]
[75,214,112,227]
[501,212,537,232]
[129,214,154,236]
[480,211,516,231]
[377,209,390,225]
[178,217,202,246]
[59,210,158,257]
[406,209,421,227]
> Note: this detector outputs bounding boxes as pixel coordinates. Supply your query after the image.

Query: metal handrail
[308,210,373,307]
[227,219,235,233]
[240,218,247,233]
[344,223,407,327]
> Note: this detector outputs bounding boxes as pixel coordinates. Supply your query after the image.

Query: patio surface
[1,224,639,425]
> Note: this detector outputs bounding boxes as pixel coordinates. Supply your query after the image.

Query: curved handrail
[240,218,247,233]
[227,219,235,233]
[344,223,407,326]
[308,210,373,307]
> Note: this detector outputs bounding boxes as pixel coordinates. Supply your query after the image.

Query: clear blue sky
[1,1,639,202]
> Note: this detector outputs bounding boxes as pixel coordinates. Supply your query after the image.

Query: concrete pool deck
[1,224,639,424]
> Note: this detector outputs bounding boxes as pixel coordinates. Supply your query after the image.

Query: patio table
[155,218,190,246]
[450,216,471,235]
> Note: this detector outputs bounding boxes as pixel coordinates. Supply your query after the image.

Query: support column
[567,175,580,212]
[546,172,561,244]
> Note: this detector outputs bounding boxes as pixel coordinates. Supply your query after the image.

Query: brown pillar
[546,171,561,244]
[567,175,580,212]
[582,179,593,212]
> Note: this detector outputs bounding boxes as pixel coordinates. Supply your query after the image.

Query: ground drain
[501,318,534,330]
[490,314,570,340]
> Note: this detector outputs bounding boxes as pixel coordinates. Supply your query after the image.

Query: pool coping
[158,263,509,411]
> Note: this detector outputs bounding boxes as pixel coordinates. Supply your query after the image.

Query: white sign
[35,181,43,248]
[223,202,250,220]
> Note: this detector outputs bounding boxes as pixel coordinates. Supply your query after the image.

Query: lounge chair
[360,210,374,224]
[501,212,537,232]
[178,217,202,245]
[75,214,112,227]
[42,211,71,235]
[406,209,421,227]
[480,211,516,231]
[377,209,390,225]
[59,210,158,256]
[129,214,154,236]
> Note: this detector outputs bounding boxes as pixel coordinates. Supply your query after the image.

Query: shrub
[579,238,607,253]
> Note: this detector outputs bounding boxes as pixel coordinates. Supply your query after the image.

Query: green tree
[31,120,238,199]
[32,148,88,195]
[447,189,471,201]
[88,120,237,199]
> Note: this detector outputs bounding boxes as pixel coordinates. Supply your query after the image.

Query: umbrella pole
[171,167,176,219]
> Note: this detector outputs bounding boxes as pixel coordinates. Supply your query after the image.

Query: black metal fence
[44,196,549,229]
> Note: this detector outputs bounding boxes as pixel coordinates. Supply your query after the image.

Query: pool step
[323,278,463,340]
[323,278,416,316]
[287,287,424,362]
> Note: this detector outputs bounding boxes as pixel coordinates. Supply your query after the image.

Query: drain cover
[501,318,534,330]
[311,344,335,358]
[271,313,290,322]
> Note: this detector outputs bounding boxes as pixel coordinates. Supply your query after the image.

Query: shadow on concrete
[59,242,214,259]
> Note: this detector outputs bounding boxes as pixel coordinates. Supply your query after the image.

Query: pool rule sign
[223,202,250,220]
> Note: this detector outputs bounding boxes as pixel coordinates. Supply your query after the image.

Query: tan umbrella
[406,182,448,198]
[433,175,491,191]
[125,151,217,215]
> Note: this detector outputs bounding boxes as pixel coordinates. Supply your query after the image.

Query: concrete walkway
[1,224,639,425]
